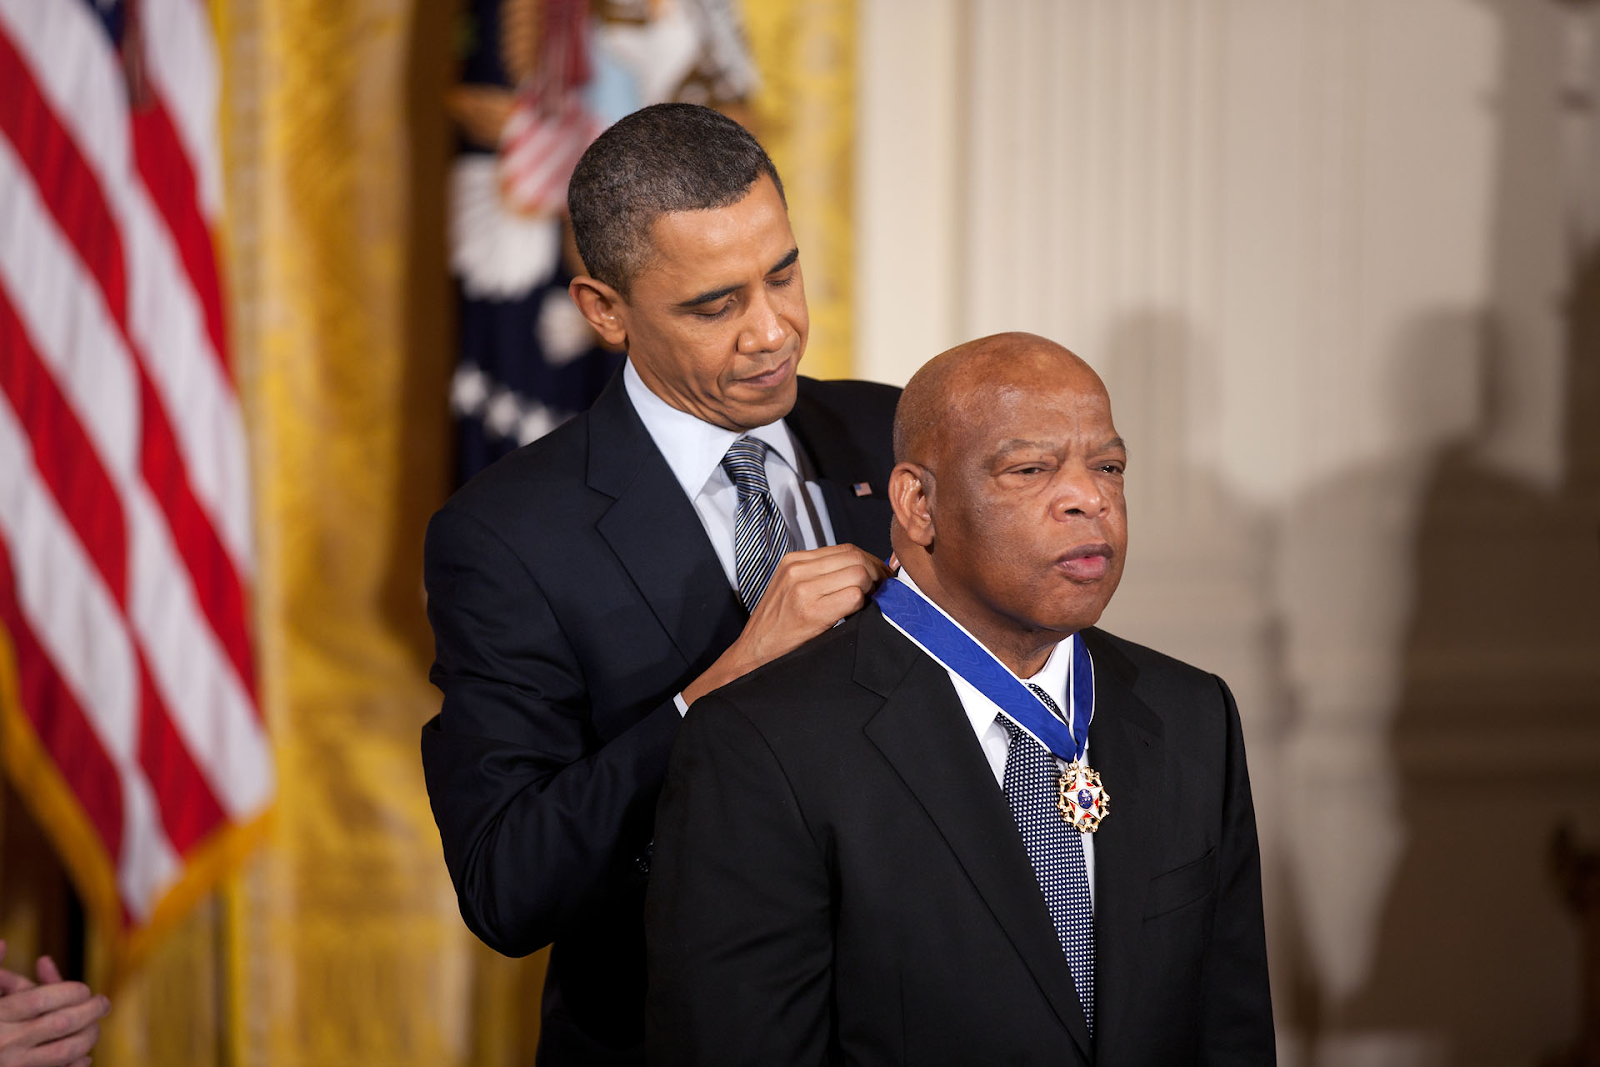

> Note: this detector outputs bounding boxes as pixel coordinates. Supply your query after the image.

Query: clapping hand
[0,941,107,1067]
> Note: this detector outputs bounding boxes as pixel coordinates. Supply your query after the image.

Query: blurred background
[0,0,1596,1064]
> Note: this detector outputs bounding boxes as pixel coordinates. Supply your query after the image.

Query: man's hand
[682,545,891,706]
[0,942,107,1067]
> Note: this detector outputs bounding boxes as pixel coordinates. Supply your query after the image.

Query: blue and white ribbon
[874,577,1094,762]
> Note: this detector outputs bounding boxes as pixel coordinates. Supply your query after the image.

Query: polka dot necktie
[720,436,793,611]
[1000,682,1096,1035]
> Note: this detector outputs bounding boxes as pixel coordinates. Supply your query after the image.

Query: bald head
[886,332,1127,675]
[893,332,1106,468]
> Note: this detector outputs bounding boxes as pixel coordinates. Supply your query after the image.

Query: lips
[737,355,795,390]
[1057,542,1114,582]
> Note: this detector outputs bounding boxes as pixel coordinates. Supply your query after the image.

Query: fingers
[0,942,29,996]
[769,569,873,623]
[32,960,61,987]
[810,582,872,620]
[835,543,892,578]
[0,946,46,997]
[702,542,894,695]
[29,992,107,1052]
[774,543,890,572]
[0,983,93,1024]
[0,968,35,996]
[756,568,879,645]
[767,545,889,590]
[790,563,878,609]
[9,1015,101,1067]
[757,544,890,626]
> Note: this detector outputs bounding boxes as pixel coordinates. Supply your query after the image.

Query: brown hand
[681,544,891,707]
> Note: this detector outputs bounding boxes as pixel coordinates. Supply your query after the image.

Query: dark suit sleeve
[646,694,834,1067]
[1199,675,1277,1064]
[421,504,682,957]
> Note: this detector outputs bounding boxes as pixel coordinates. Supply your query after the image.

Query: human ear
[888,463,935,548]
[568,276,629,348]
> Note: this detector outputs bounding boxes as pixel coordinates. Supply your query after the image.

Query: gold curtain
[93,0,503,1061]
[18,2,857,1064]
[210,0,520,1062]
[744,0,857,381]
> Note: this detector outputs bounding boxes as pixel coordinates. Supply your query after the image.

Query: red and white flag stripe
[0,0,270,938]
[498,95,603,217]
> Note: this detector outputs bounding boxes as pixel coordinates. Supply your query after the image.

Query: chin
[737,385,799,427]
[1046,591,1117,635]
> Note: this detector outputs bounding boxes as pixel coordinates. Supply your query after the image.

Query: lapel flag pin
[853,482,872,497]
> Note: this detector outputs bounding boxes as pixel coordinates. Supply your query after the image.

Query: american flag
[496,0,601,219]
[0,0,271,954]
[497,92,604,220]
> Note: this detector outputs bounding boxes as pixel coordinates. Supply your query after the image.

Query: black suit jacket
[421,371,898,1064]
[646,605,1274,1066]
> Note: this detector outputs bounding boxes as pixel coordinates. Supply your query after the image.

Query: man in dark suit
[648,332,1275,1065]
[420,104,898,1063]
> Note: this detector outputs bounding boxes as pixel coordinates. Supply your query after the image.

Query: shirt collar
[624,359,800,500]
[892,569,1073,731]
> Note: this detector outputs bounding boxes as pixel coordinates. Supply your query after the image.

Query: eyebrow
[990,435,1128,456]
[993,438,1055,453]
[673,248,800,310]
[768,247,799,275]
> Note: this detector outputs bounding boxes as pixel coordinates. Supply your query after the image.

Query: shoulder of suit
[433,407,594,530]
[790,377,901,479]
[1085,626,1221,693]
[796,375,903,415]
[707,611,869,721]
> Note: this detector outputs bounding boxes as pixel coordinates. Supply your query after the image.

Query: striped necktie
[720,436,793,610]
[1000,682,1096,1034]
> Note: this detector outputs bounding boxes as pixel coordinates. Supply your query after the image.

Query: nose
[737,291,787,354]
[1052,465,1107,519]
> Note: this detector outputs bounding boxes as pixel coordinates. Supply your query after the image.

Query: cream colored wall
[856,2,1600,1065]
[855,0,965,382]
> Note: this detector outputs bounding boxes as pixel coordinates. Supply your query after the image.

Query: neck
[900,558,1064,678]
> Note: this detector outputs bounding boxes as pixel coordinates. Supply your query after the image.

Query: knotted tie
[999,682,1096,1034]
[720,436,793,610]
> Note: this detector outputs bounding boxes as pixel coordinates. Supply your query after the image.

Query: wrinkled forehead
[948,361,1112,446]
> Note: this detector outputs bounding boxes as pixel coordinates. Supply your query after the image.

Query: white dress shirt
[880,571,1096,904]
[625,360,836,580]
[624,361,838,715]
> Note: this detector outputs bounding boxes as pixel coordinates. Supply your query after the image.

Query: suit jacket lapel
[855,608,1094,1061]
[785,380,889,551]
[586,373,746,670]
[1081,628,1165,1055]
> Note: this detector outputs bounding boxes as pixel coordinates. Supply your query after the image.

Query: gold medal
[1057,760,1109,832]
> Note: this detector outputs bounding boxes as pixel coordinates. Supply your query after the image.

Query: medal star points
[1057,761,1109,832]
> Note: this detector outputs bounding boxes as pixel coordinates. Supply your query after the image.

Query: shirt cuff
[674,691,690,717]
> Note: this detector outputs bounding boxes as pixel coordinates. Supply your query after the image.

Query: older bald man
[646,333,1274,1066]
